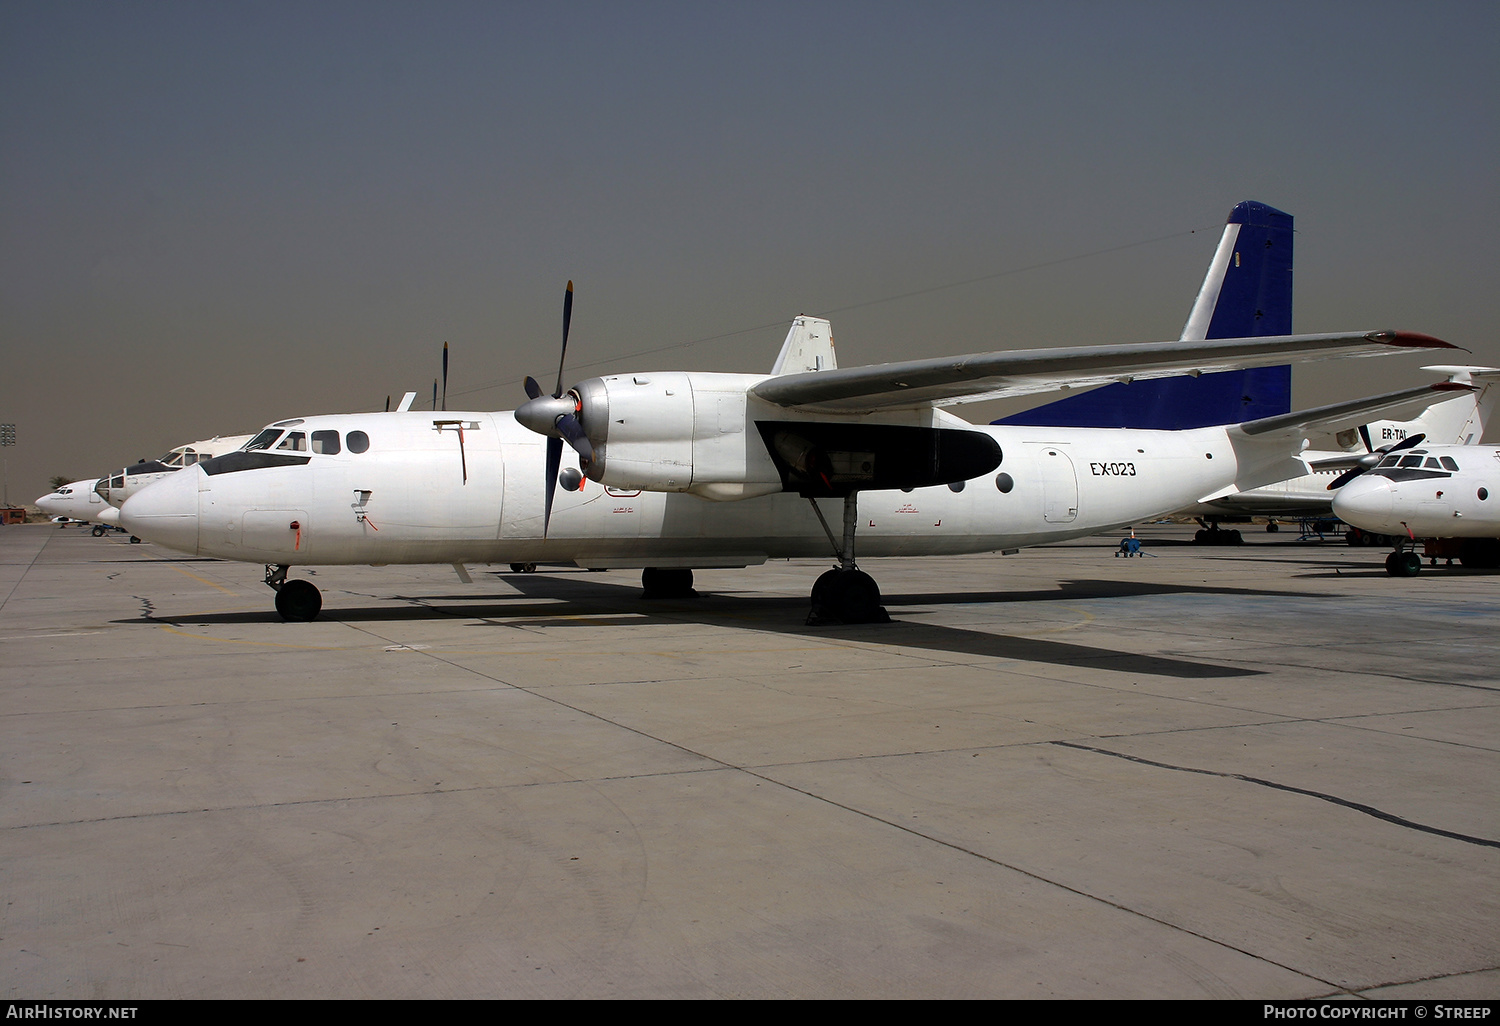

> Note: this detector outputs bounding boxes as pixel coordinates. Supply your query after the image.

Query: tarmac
[1,520,1496,999]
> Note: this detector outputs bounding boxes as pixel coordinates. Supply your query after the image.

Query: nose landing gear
[266,564,322,621]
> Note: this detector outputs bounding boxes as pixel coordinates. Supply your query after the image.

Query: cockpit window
[1424,457,1443,469]
[311,430,341,455]
[1377,455,1401,468]
[1397,455,1424,468]
[1440,456,1459,471]
[346,430,370,454]
[276,431,307,452]
[245,429,282,451]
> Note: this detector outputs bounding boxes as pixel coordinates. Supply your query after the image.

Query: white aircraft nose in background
[1330,474,1395,529]
[118,466,201,556]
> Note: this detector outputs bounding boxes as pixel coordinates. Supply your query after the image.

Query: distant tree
[48,475,72,491]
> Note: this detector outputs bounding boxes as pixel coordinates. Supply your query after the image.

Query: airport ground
[0,521,1496,1000]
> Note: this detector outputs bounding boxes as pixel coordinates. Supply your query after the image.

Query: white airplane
[35,478,112,533]
[1330,443,1500,575]
[94,434,254,508]
[118,271,1459,622]
[1185,367,1499,540]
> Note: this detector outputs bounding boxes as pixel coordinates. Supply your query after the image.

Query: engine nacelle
[573,371,783,498]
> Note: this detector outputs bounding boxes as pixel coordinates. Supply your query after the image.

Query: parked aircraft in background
[1188,367,1498,541]
[1331,444,1500,575]
[94,434,254,508]
[118,269,1457,622]
[35,479,111,533]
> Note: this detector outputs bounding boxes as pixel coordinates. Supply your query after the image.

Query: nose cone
[119,468,201,555]
[1331,474,1395,532]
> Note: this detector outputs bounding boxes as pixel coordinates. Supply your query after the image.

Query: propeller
[515,281,595,534]
[1327,432,1426,490]
[442,341,449,411]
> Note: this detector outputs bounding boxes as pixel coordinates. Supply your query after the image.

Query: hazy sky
[2,1,1496,501]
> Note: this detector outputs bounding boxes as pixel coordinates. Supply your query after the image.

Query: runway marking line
[166,564,238,595]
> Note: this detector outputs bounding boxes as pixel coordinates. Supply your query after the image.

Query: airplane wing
[750,331,1459,413]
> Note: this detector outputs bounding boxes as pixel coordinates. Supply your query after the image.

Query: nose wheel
[1384,550,1422,577]
[266,564,322,621]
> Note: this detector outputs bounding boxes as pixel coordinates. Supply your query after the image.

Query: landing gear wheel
[129,536,141,544]
[1385,552,1421,577]
[1266,522,1279,533]
[275,579,323,621]
[509,562,537,573]
[807,568,889,625]
[641,567,695,600]
[91,524,106,537]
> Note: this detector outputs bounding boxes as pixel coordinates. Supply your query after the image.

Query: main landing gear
[1192,518,1243,545]
[805,492,890,626]
[641,567,695,599]
[267,564,322,621]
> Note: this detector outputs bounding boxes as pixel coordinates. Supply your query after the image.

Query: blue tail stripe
[995,201,1293,430]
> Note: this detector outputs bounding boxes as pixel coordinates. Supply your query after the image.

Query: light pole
[0,423,14,507]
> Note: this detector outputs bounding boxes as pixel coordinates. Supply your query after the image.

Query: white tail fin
[1345,366,1500,448]
[770,316,837,375]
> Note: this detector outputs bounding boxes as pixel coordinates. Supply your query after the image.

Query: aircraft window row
[247,428,369,454]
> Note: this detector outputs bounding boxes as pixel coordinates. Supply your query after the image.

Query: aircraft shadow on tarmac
[133,571,1286,680]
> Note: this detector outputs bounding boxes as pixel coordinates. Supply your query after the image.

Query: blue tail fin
[994,200,1293,430]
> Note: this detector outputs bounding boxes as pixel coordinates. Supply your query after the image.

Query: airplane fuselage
[120,409,1261,568]
[1331,444,1500,539]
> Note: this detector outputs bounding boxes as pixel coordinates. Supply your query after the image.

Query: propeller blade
[385,395,391,412]
[1385,432,1425,453]
[543,437,562,536]
[432,378,438,411]
[1358,424,1373,454]
[555,412,595,466]
[555,280,574,397]
[442,342,449,411]
[524,376,544,400]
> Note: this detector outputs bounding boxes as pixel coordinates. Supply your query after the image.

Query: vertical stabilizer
[1349,366,1500,448]
[771,316,838,376]
[996,201,1294,429]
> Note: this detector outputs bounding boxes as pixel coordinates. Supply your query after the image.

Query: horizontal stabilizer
[1234,382,1474,438]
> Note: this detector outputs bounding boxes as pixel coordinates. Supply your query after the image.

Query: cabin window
[311,430,341,455]
[276,431,307,452]
[995,473,1014,493]
[346,430,370,454]
[245,429,282,451]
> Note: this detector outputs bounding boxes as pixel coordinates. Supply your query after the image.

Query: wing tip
[1364,330,1464,351]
